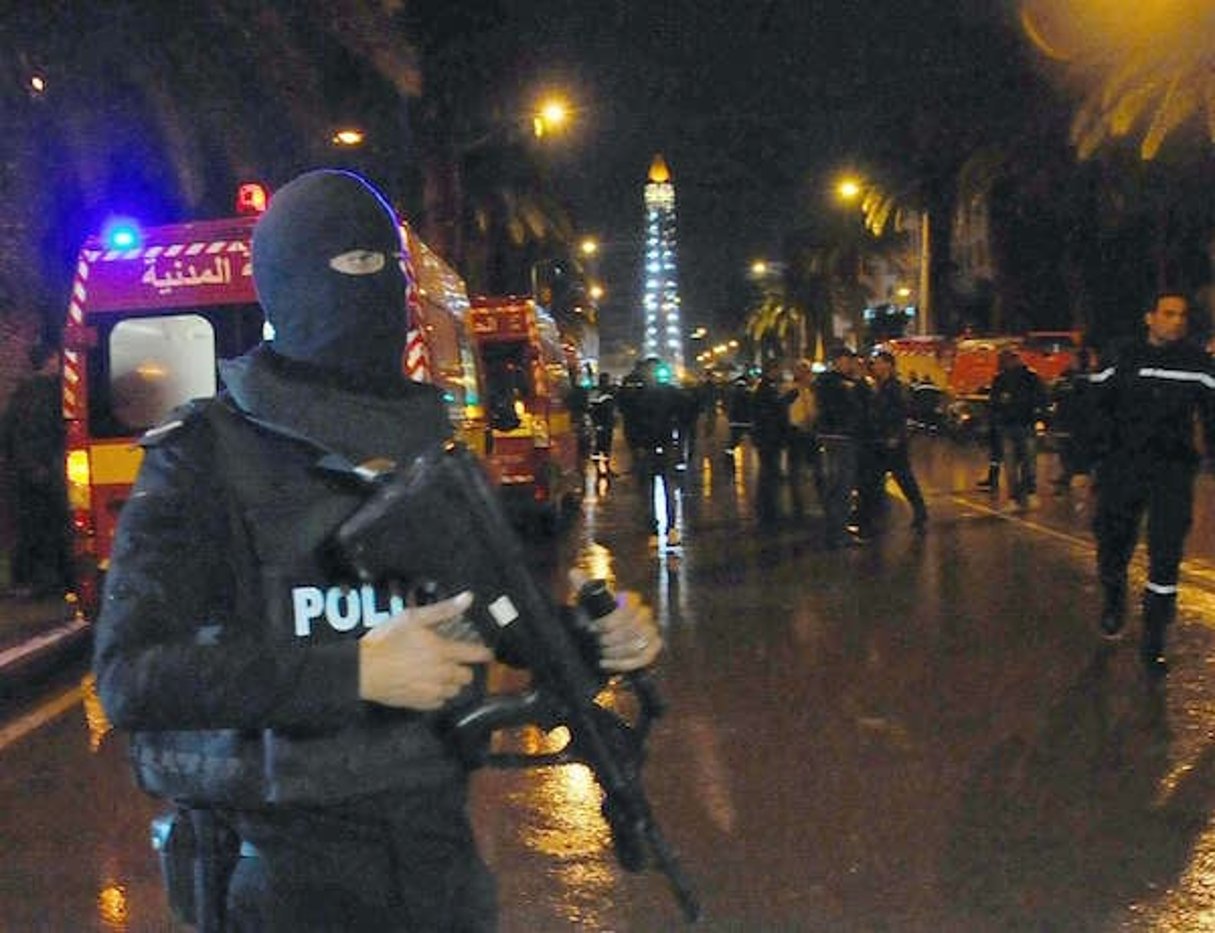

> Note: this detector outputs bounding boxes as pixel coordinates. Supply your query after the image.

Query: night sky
[465,0,1041,349]
[15,1,1195,349]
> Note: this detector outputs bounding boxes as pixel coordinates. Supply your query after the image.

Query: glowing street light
[533,97,571,138]
[580,238,599,257]
[836,176,863,202]
[588,283,605,301]
[331,128,366,147]
[751,260,769,276]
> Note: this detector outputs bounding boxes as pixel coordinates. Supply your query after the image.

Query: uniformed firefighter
[92,169,661,930]
[1091,292,1215,675]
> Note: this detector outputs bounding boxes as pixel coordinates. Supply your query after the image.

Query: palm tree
[1019,0,1215,160]
[3,1,422,314]
[744,295,804,363]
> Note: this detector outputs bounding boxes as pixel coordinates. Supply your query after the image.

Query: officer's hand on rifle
[358,591,494,710]
[569,571,663,672]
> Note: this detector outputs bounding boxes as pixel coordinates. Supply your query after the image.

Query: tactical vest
[129,398,465,807]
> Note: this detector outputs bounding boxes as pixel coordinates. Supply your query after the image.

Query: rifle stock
[335,441,700,923]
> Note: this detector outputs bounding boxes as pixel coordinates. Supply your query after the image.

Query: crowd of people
[602,343,931,552]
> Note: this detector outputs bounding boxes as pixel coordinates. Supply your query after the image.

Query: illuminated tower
[641,153,684,370]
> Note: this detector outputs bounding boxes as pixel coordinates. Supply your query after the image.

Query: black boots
[1141,590,1174,676]
[977,463,1000,491]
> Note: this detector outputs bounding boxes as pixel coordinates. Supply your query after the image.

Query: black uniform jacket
[814,370,869,440]
[94,348,465,807]
[1091,338,1215,467]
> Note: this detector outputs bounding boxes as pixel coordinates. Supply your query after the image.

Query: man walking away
[588,372,617,480]
[618,358,684,548]
[1091,292,1215,675]
[869,350,928,532]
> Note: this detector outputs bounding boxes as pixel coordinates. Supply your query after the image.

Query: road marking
[0,617,88,672]
[0,686,82,754]
[950,493,1215,595]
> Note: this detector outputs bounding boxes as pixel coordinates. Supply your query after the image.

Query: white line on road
[950,493,1215,595]
[0,686,82,754]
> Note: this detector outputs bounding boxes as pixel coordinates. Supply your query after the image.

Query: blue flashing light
[102,217,142,251]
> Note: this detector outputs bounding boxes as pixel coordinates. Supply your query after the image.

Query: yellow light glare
[67,447,91,500]
[837,177,863,201]
[580,238,599,256]
[533,97,571,137]
[332,128,365,147]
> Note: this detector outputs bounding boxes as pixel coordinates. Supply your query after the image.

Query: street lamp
[331,127,366,147]
[533,96,571,138]
[832,171,932,336]
[580,238,599,257]
[836,177,863,202]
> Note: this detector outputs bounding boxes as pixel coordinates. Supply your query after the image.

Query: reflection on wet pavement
[477,423,1215,930]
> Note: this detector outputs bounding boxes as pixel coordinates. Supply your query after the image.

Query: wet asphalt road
[4,416,1215,932]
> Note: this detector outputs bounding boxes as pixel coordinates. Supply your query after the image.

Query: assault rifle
[335,441,701,923]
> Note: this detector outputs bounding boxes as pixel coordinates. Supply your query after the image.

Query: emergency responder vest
[128,397,466,807]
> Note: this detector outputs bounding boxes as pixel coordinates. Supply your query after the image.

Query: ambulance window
[483,343,533,401]
[109,314,217,432]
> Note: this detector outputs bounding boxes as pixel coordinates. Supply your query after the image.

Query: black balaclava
[252,169,409,393]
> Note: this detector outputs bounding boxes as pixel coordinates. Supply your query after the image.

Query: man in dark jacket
[749,358,794,526]
[868,350,928,532]
[2,341,71,596]
[617,357,684,547]
[815,345,869,548]
[92,169,661,930]
[1091,292,1215,674]
[990,347,1047,511]
[1050,347,1098,490]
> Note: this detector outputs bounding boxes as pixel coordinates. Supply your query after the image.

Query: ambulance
[469,295,587,530]
[61,187,485,620]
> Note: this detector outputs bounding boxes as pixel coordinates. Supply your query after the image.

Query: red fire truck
[61,190,485,620]
[469,295,587,530]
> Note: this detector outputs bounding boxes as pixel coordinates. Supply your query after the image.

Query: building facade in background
[641,154,684,372]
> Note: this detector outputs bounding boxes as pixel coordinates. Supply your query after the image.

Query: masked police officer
[1092,292,1215,674]
[93,169,661,930]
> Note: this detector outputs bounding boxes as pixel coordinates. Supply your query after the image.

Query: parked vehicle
[60,187,483,620]
[469,295,588,531]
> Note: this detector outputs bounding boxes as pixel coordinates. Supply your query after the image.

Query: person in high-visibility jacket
[1091,292,1215,674]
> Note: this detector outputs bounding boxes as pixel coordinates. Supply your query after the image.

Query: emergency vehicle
[879,335,954,388]
[948,336,1024,395]
[61,187,485,620]
[469,295,586,529]
[1018,330,1082,384]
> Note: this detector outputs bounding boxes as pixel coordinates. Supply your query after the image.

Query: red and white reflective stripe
[405,328,431,383]
[401,243,432,383]
[62,255,91,419]
[97,240,249,262]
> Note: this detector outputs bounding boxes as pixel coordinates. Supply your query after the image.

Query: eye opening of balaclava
[252,169,410,392]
